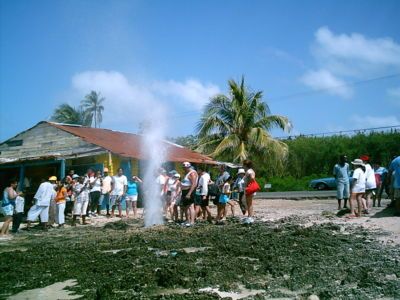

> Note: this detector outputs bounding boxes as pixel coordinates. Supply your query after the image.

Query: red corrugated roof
[47,122,215,164]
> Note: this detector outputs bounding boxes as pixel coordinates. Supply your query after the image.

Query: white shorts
[73,200,89,216]
[125,195,138,202]
[27,205,49,223]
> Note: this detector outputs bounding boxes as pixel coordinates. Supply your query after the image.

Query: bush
[257,174,330,192]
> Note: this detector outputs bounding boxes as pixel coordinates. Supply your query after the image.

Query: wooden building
[0,121,215,198]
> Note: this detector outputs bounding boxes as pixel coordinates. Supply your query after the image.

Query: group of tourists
[0,159,258,235]
[333,155,400,217]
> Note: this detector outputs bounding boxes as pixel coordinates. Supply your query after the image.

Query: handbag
[245,180,260,195]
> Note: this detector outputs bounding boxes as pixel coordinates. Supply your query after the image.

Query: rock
[308,295,319,300]
[385,274,397,280]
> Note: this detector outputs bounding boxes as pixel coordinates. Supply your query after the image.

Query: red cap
[360,155,370,162]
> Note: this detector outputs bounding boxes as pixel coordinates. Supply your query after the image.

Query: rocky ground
[0,198,399,299]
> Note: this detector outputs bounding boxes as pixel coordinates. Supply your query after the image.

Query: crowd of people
[1,154,399,237]
[0,159,259,236]
[333,155,400,217]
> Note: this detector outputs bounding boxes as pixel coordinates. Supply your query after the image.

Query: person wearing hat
[26,176,58,230]
[349,159,366,218]
[180,162,198,226]
[360,155,376,211]
[233,168,247,215]
[100,167,112,216]
[166,171,181,221]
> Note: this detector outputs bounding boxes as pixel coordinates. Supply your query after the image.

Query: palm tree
[51,103,92,126]
[81,91,105,128]
[196,77,292,163]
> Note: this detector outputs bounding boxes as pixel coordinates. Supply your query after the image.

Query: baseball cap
[72,174,79,179]
[49,176,57,181]
[182,162,191,168]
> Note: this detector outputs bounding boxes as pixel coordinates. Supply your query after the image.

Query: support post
[60,159,66,181]
[18,165,25,191]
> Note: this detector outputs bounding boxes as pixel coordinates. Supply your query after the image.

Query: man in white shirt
[110,168,127,218]
[194,165,212,221]
[27,176,57,230]
[100,167,113,216]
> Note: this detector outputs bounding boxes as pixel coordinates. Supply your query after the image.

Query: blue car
[310,173,355,190]
[309,177,337,190]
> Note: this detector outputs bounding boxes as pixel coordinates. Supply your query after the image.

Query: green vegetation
[51,90,105,127]
[196,77,291,163]
[1,219,399,299]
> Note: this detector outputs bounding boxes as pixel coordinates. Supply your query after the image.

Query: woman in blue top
[125,175,142,218]
[1,179,20,236]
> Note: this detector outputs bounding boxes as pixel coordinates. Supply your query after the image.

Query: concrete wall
[0,122,102,159]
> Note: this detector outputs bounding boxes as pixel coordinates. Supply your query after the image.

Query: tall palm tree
[81,91,105,128]
[196,77,292,163]
[51,103,92,126]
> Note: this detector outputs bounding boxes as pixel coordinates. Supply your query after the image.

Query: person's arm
[187,172,198,197]
[134,176,143,183]
[7,187,18,200]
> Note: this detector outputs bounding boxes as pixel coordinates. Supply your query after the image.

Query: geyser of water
[141,117,166,227]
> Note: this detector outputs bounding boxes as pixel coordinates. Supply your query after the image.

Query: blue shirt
[389,156,400,189]
[126,182,138,196]
[333,163,350,183]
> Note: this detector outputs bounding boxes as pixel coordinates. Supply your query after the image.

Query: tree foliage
[50,103,91,126]
[196,77,291,163]
[80,91,105,128]
[51,91,105,127]
[259,131,400,178]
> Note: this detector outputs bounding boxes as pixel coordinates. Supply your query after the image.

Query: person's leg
[95,192,101,215]
[0,216,12,235]
[72,215,77,226]
[12,213,23,233]
[246,194,254,217]
[59,202,65,226]
[132,200,138,218]
[39,206,50,229]
[337,182,343,210]
[394,189,400,216]
[349,193,355,215]
[117,196,123,218]
[125,198,131,217]
[81,201,89,224]
[357,194,363,217]
[27,204,42,229]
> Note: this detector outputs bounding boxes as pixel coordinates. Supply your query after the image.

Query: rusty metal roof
[47,122,215,164]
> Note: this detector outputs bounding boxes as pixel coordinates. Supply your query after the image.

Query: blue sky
[1,0,399,141]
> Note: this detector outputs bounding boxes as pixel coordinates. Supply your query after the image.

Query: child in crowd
[55,181,67,227]
[216,176,233,223]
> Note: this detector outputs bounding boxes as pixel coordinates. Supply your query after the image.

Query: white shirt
[34,182,56,206]
[352,168,366,193]
[101,176,112,194]
[197,172,210,196]
[364,163,377,190]
[15,196,25,213]
[89,176,102,193]
[111,175,128,196]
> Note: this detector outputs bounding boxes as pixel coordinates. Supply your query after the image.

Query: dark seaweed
[0,219,399,299]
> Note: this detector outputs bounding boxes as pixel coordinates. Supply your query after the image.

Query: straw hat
[351,158,365,166]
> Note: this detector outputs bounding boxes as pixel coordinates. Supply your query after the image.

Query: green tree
[196,77,291,163]
[81,91,105,128]
[50,103,91,126]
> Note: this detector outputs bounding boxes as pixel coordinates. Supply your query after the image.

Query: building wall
[0,122,102,159]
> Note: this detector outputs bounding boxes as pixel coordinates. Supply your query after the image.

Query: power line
[170,73,400,119]
[275,125,400,139]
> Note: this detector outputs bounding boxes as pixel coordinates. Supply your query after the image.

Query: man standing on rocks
[333,155,350,210]
[26,176,57,230]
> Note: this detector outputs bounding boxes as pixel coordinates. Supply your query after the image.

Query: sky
[1,0,400,142]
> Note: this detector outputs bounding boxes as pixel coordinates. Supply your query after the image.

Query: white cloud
[300,27,400,98]
[300,69,353,98]
[71,70,220,130]
[350,115,400,128]
[152,79,220,110]
[315,27,400,70]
